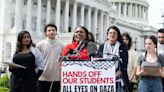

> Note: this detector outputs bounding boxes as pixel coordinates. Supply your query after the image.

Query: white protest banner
[61,60,116,92]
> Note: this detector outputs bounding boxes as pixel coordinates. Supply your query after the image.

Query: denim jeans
[138,76,162,92]
[116,82,124,92]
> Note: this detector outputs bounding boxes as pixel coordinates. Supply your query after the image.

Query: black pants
[10,74,37,92]
[37,81,60,92]
[162,78,164,92]
[116,82,131,92]
[130,82,135,92]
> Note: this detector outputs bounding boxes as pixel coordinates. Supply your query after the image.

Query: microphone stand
[48,56,63,92]
[49,79,54,92]
[48,54,71,92]
[76,44,85,60]
[48,67,57,92]
[76,51,81,60]
[49,50,78,92]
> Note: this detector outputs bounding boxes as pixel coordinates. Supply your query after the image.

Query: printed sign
[61,60,116,92]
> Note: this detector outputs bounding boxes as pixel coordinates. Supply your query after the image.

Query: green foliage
[0,86,9,92]
[0,73,9,88]
[133,76,140,92]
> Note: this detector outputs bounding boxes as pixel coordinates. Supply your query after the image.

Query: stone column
[135,4,138,18]
[26,0,32,31]
[129,3,132,17]
[93,9,98,37]
[46,0,51,24]
[0,0,3,61]
[14,0,23,30]
[72,1,77,31]
[56,0,61,33]
[106,13,110,29]
[139,5,141,19]
[141,6,144,19]
[87,6,91,31]
[124,3,127,17]
[0,0,5,28]
[100,11,104,42]
[145,7,148,21]
[80,4,85,26]
[36,0,42,32]
[118,2,121,17]
[64,0,69,33]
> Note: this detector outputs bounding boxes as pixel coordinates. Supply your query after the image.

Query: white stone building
[0,0,157,63]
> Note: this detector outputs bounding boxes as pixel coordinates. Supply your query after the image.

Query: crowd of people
[8,23,164,92]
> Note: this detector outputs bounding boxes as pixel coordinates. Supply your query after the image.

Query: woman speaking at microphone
[62,26,91,60]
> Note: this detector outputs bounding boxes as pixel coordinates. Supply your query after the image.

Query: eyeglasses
[158,36,164,38]
[75,31,85,33]
[108,32,117,35]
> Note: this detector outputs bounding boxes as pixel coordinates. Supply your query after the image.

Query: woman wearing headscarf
[98,26,130,92]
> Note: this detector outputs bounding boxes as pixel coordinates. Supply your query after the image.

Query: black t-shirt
[11,52,36,79]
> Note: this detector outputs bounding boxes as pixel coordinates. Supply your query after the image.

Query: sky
[147,0,164,29]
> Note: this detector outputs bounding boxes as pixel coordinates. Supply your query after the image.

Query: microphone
[59,48,74,62]
[74,40,88,54]
[76,41,83,51]
[87,42,97,57]
[65,48,74,60]
[66,48,74,56]
[73,40,88,60]
[97,52,120,61]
